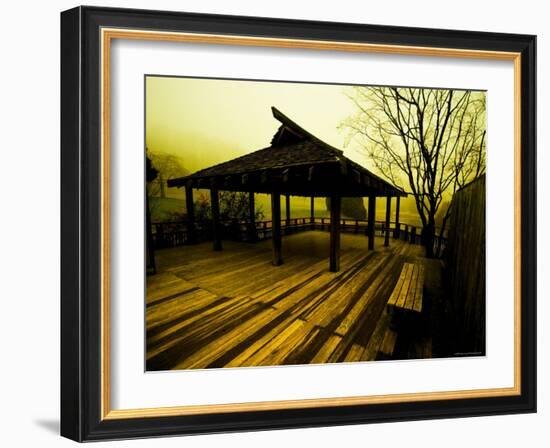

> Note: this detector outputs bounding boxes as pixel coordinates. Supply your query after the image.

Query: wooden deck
[146,231,426,371]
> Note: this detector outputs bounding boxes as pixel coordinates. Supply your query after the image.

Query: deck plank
[146,232,429,370]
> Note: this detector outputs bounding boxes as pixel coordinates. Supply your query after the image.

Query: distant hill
[149,196,185,222]
[148,151,190,202]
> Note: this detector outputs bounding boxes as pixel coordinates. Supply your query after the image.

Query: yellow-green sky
[145,76,464,224]
[145,76,364,174]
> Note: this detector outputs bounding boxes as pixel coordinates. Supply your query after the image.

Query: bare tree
[146,149,189,219]
[147,150,189,199]
[342,87,486,257]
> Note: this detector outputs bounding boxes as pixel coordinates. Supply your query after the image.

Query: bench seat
[387,262,425,314]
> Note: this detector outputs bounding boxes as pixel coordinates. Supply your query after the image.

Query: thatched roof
[168,107,406,198]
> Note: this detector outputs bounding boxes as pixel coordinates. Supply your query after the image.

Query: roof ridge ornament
[270,106,343,155]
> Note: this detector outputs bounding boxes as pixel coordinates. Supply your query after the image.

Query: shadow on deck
[146,231,432,371]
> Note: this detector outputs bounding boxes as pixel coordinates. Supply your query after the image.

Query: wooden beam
[339,160,348,176]
[308,165,315,182]
[248,191,256,242]
[261,170,269,184]
[223,176,233,188]
[210,188,222,251]
[282,168,290,183]
[394,196,401,239]
[329,194,341,272]
[271,191,283,266]
[185,185,196,244]
[384,196,391,247]
[285,194,291,225]
[310,196,315,226]
[367,195,376,250]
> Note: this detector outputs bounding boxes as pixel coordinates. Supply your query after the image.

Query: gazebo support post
[248,191,256,242]
[210,188,222,251]
[394,196,401,239]
[329,194,341,272]
[145,194,156,275]
[285,194,291,227]
[310,196,315,229]
[384,196,392,247]
[271,191,283,266]
[185,184,196,244]
[367,195,376,250]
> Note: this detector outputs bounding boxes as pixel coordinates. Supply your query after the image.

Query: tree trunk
[422,216,436,258]
[436,210,451,257]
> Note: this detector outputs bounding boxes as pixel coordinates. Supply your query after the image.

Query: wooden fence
[151,216,446,254]
[444,176,486,355]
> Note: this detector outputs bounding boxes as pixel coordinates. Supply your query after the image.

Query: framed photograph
[60,6,536,441]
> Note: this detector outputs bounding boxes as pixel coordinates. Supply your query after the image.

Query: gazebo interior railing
[149,216,448,259]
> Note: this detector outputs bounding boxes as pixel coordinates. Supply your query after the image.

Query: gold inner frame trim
[100,27,522,420]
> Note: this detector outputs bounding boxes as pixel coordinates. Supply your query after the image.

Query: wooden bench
[376,263,426,359]
[387,262,425,315]
[377,328,398,360]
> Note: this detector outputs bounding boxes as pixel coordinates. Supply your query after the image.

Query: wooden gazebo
[168,107,406,272]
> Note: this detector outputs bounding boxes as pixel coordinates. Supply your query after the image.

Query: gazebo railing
[151,218,447,256]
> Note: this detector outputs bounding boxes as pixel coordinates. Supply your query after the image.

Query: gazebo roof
[168,107,406,198]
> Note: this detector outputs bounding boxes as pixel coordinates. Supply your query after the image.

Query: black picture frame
[61,5,536,442]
